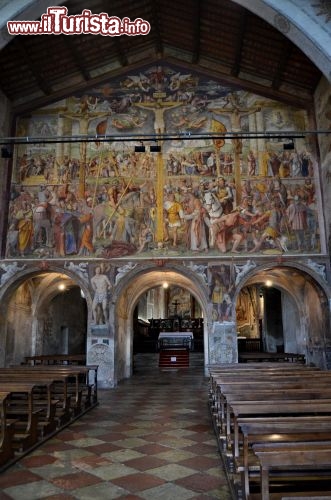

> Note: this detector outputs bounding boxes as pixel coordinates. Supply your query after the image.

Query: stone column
[208,321,238,364]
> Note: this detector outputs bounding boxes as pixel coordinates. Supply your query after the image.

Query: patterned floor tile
[124,455,168,471]
[147,463,197,481]
[71,482,129,499]
[137,482,196,500]
[111,472,165,492]
[50,471,102,490]
[0,365,232,500]
[2,480,64,500]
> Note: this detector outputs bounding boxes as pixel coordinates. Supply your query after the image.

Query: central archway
[112,265,211,384]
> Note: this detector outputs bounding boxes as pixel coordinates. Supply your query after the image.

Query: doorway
[236,284,284,353]
[114,267,210,382]
[133,284,204,354]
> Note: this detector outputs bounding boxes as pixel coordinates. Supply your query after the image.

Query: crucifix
[61,107,109,198]
[172,299,181,316]
[134,95,183,244]
[209,92,261,204]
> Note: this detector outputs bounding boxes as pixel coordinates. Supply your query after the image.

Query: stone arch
[111,263,211,384]
[0,264,91,366]
[233,262,331,368]
[232,0,331,82]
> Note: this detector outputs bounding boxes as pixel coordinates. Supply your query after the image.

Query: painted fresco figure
[182,192,209,252]
[247,150,257,176]
[163,192,184,247]
[136,223,153,253]
[216,212,241,253]
[286,195,307,252]
[249,201,284,253]
[267,152,281,176]
[15,201,34,256]
[206,152,216,176]
[0,262,26,286]
[78,197,94,256]
[221,293,233,321]
[211,278,225,320]
[213,177,233,214]
[306,201,318,251]
[230,197,257,253]
[33,186,53,248]
[203,191,223,248]
[91,266,111,324]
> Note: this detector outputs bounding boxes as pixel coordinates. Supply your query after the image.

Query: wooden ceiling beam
[101,0,128,67]
[272,40,293,90]
[192,0,202,64]
[113,38,128,67]
[15,39,51,96]
[62,36,91,81]
[150,0,163,56]
[231,10,247,77]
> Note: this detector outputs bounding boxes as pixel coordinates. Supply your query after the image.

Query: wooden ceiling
[0,0,322,114]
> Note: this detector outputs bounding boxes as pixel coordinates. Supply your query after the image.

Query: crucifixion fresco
[6,63,322,259]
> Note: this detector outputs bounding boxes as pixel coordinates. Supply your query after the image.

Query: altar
[158,331,194,351]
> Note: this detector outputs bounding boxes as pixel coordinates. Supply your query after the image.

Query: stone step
[134,352,204,370]
[159,349,190,368]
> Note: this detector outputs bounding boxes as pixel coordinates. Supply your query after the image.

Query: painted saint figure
[91,266,111,324]
[163,192,184,247]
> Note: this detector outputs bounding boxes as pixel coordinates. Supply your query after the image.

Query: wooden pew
[0,365,98,471]
[11,364,98,413]
[0,370,70,429]
[238,352,305,363]
[208,366,331,499]
[0,391,16,466]
[208,366,321,411]
[237,417,331,498]
[212,378,331,436]
[252,441,331,500]
[0,376,59,438]
[223,392,331,447]
[209,368,331,444]
[0,382,46,452]
[4,368,79,419]
[224,389,331,454]
[24,354,86,365]
[210,371,331,408]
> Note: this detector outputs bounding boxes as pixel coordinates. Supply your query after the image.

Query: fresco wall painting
[6,64,322,262]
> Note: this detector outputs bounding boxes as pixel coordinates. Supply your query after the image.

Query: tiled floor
[0,359,232,500]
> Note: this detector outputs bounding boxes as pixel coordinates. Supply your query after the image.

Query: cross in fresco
[209,93,261,203]
[61,107,109,198]
[134,94,183,243]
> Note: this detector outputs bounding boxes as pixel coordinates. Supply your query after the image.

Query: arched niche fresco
[0,270,89,367]
[6,63,323,260]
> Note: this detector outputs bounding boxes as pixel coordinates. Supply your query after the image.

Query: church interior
[0,1,331,498]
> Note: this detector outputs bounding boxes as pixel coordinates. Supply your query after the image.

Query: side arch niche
[0,268,89,367]
[234,264,331,368]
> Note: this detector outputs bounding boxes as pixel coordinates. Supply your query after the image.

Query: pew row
[252,441,331,500]
[238,417,331,498]
[0,364,98,472]
[208,364,331,499]
[0,391,16,466]
[24,354,86,365]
